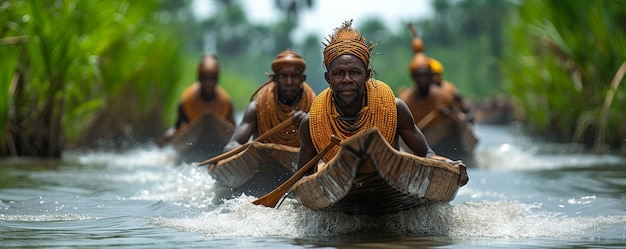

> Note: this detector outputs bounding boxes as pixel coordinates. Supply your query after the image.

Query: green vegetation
[1,0,624,157]
[502,0,626,152]
[1,0,189,155]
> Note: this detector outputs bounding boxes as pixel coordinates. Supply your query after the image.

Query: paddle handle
[252,135,341,208]
[198,115,296,166]
[416,108,438,129]
[253,115,296,143]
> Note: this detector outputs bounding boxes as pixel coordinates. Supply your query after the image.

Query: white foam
[0,213,94,222]
[66,145,178,168]
[450,200,626,238]
[476,143,625,170]
[149,196,626,238]
[128,163,219,209]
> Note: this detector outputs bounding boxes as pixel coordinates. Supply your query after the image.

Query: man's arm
[395,98,435,158]
[223,101,257,152]
[397,98,468,186]
[296,115,317,173]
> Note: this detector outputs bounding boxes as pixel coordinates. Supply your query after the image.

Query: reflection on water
[0,124,625,248]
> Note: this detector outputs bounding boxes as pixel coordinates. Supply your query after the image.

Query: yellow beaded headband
[323,20,375,69]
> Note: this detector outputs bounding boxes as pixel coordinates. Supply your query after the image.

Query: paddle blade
[251,190,283,207]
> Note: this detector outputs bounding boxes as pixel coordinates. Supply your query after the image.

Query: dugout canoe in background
[207,142,299,197]
[420,119,478,167]
[170,112,234,164]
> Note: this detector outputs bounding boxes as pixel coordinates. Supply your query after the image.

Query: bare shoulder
[299,114,312,139]
[244,100,256,116]
[395,98,412,114]
[246,100,257,112]
[395,97,416,128]
[299,113,311,131]
[241,100,258,122]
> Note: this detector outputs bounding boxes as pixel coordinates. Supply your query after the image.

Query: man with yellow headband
[156,54,235,146]
[223,49,316,151]
[297,20,468,186]
[399,28,477,163]
[429,58,474,124]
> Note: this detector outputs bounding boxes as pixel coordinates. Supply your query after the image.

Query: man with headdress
[223,49,316,151]
[399,26,477,163]
[156,54,235,147]
[297,20,468,186]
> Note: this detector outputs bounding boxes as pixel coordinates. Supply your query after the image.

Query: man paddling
[399,27,478,163]
[297,20,469,186]
[223,49,316,151]
[156,54,236,147]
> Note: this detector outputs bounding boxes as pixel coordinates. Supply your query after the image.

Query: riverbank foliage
[502,0,626,152]
[1,0,190,156]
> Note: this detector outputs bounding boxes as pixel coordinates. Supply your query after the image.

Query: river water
[1,124,625,248]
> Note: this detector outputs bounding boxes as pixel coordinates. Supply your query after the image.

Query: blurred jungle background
[1,0,624,157]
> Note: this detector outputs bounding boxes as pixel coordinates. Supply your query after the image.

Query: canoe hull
[421,120,478,164]
[292,128,461,216]
[170,113,234,163]
[208,142,298,197]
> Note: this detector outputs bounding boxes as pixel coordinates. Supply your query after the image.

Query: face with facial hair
[325,54,370,113]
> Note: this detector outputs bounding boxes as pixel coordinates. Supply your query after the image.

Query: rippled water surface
[1,124,625,248]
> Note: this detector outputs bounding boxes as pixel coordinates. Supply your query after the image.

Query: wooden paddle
[417,108,439,129]
[198,115,296,166]
[252,135,341,208]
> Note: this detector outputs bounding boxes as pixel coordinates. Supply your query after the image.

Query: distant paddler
[222,48,316,153]
[156,54,236,147]
[399,24,478,163]
[198,49,315,165]
[199,49,316,198]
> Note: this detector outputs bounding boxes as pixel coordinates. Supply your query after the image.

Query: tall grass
[1,0,188,156]
[503,0,626,151]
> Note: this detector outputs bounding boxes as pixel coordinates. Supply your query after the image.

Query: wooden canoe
[292,128,462,216]
[420,119,478,165]
[207,142,299,197]
[170,112,234,163]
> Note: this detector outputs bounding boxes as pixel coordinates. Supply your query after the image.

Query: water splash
[450,200,626,238]
[0,214,94,222]
[126,162,220,210]
[65,144,179,168]
[473,124,626,170]
[149,193,626,239]
[60,141,626,240]
[477,145,625,171]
